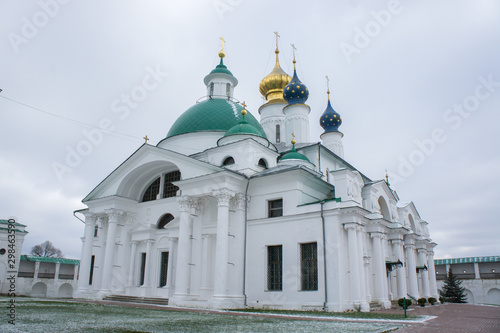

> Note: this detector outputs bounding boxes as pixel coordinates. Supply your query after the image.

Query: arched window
[163,170,180,198]
[222,156,235,166]
[226,83,231,97]
[276,125,281,143]
[378,197,391,220]
[258,158,267,168]
[142,177,160,202]
[209,82,214,97]
[157,214,174,229]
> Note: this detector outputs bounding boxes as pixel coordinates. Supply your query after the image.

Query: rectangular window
[267,245,282,291]
[300,242,318,291]
[159,251,169,287]
[89,255,95,285]
[276,125,281,143]
[94,225,98,237]
[268,199,283,218]
[139,253,146,286]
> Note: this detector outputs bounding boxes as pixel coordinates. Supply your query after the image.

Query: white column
[34,261,40,279]
[474,262,480,279]
[370,232,387,301]
[427,250,438,298]
[357,229,370,311]
[142,240,154,288]
[54,262,61,280]
[128,241,138,286]
[417,248,430,298]
[393,239,407,298]
[76,212,96,293]
[116,215,132,291]
[173,196,193,299]
[212,189,233,304]
[405,242,419,298]
[73,264,79,281]
[100,209,122,293]
[345,224,361,303]
[231,193,246,299]
[200,234,210,289]
[165,238,176,289]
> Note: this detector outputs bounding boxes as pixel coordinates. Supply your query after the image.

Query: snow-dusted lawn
[1,298,405,332]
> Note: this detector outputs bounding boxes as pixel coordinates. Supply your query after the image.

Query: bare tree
[30,240,64,258]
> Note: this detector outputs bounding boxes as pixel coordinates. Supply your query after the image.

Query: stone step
[369,301,384,311]
[103,295,169,305]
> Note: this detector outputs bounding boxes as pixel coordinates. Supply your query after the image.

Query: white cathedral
[75,39,439,311]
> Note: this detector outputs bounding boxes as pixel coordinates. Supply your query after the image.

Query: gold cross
[241,101,247,109]
[292,132,295,140]
[143,135,149,144]
[220,36,225,51]
[325,75,330,99]
[274,31,280,49]
[291,44,296,61]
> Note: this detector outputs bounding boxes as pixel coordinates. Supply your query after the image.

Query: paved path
[373,303,500,332]
[76,299,500,332]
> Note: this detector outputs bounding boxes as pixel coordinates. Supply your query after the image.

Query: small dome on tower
[320,98,342,133]
[259,49,291,104]
[283,46,309,105]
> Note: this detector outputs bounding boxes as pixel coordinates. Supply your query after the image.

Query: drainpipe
[321,201,328,311]
[242,178,250,306]
[317,143,323,178]
[73,209,87,223]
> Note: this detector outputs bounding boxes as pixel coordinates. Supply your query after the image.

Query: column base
[210,295,245,309]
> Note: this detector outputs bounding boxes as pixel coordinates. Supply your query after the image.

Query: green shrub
[439,296,446,304]
[397,298,412,308]
[428,297,437,305]
[417,298,427,307]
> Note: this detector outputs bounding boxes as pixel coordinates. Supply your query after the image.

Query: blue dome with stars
[320,99,342,133]
[283,69,309,104]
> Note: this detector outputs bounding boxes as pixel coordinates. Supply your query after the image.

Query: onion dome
[224,103,266,138]
[280,135,310,162]
[319,86,342,133]
[259,48,291,104]
[283,50,309,104]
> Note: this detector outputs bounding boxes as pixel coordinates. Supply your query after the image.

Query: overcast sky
[1,0,499,260]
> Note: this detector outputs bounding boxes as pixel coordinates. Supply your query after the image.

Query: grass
[0,298,407,332]
[230,308,423,321]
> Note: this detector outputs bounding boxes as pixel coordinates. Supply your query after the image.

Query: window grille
[139,253,146,286]
[268,199,283,218]
[267,245,282,291]
[209,82,214,97]
[258,158,267,168]
[226,83,231,97]
[163,171,180,198]
[300,242,318,290]
[159,252,169,287]
[142,177,160,202]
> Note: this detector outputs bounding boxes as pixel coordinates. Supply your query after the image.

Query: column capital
[177,196,193,212]
[369,231,384,239]
[343,222,359,230]
[391,238,403,245]
[83,212,97,225]
[191,197,205,215]
[213,188,234,206]
[105,208,125,222]
[230,193,247,211]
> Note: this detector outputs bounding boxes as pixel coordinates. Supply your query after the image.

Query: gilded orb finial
[218,36,226,58]
[291,132,296,145]
[326,75,330,100]
[291,44,297,68]
[241,101,247,116]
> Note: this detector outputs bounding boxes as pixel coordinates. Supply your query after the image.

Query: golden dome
[259,49,291,104]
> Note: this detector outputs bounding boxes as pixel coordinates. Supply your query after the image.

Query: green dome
[210,58,233,76]
[224,118,265,138]
[280,145,310,162]
[167,99,267,138]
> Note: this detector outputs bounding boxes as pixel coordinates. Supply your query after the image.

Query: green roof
[280,145,310,162]
[20,255,80,265]
[434,256,500,265]
[166,99,267,138]
[224,117,265,138]
[0,219,26,227]
[209,58,234,76]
